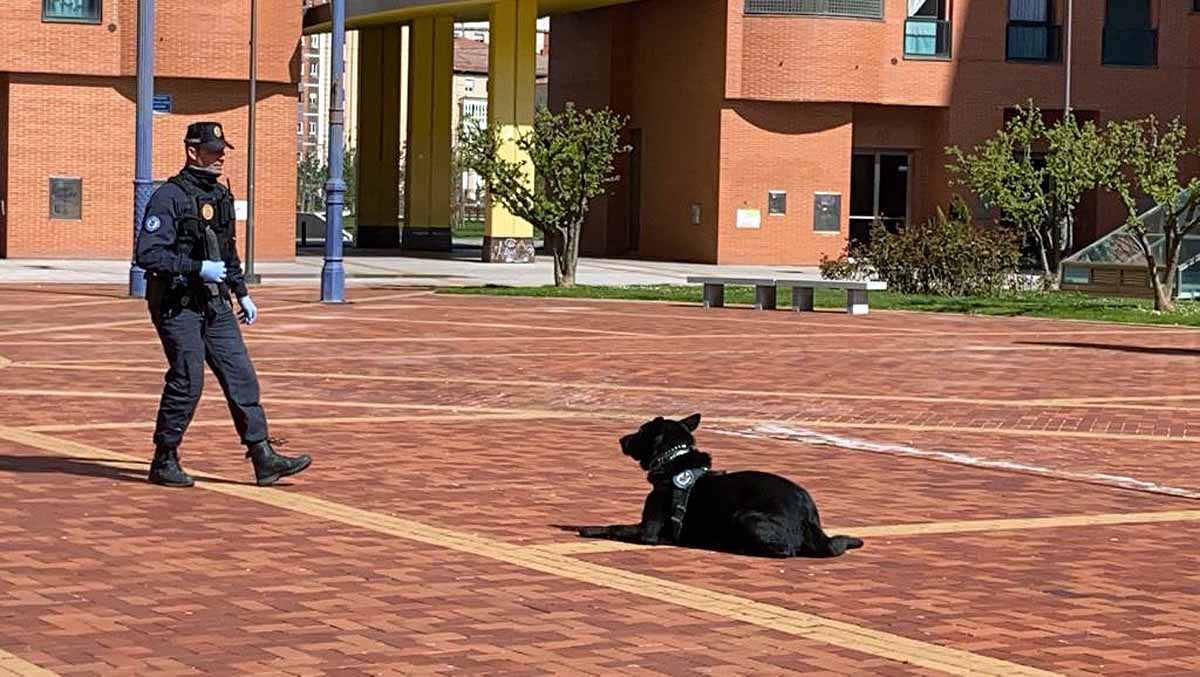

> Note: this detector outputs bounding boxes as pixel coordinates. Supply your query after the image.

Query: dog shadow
[549,524,793,559]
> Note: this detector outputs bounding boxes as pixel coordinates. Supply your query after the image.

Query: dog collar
[648,444,691,473]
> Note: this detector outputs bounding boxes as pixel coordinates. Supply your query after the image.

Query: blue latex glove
[200,260,227,283]
[238,296,258,325]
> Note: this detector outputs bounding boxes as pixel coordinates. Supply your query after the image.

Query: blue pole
[321,0,347,303]
[129,0,154,298]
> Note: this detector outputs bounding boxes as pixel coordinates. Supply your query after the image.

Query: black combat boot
[148,445,195,488]
[245,438,312,486]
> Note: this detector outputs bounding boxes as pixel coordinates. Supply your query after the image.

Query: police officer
[136,121,312,488]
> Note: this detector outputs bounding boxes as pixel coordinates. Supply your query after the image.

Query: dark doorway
[626,128,642,253]
[850,150,910,245]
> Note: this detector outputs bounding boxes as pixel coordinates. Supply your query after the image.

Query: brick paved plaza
[2,284,1199,675]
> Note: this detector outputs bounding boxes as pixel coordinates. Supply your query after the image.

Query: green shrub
[820,196,1020,296]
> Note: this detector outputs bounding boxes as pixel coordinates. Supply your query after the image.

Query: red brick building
[0,0,300,260]
[554,0,1200,265]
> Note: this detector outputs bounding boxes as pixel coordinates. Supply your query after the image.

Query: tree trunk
[1137,231,1174,312]
[549,227,575,287]
[1152,275,1173,312]
[564,218,583,287]
[1033,228,1055,289]
[1158,226,1183,312]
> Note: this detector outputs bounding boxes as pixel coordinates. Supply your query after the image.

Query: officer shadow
[0,454,245,486]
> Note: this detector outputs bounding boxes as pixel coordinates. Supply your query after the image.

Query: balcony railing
[904,18,951,59]
[1102,27,1158,66]
[1006,21,1062,62]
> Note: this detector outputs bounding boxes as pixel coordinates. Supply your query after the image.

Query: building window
[1062,265,1090,285]
[1194,0,1200,12]
[904,0,951,58]
[43,0,101,23]
[1103,0,1157,66]
[309,62,319,76]
[744,0,883,20]
[768,190,787,215]
[297,122,302,134]
[1007,0,1061,62]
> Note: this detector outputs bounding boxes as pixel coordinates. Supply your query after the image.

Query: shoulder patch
[143,216,162,233]
[672,469,696,490]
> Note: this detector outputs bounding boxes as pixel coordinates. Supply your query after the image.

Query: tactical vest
[168,173,235,265]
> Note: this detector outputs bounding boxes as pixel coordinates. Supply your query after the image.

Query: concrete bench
[686,276,887,315]
[687,277,781,310]
[775,278,887,315]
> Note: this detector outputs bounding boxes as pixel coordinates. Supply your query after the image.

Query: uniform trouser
[150,298,268,448]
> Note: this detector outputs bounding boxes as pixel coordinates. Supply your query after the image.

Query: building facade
[299,0,364,163]
[452,35,550,209]
[297,28,362,161]
[0,0,301,260]
[553,0,1200,265]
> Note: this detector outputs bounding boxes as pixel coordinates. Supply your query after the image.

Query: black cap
[184,121,235,151]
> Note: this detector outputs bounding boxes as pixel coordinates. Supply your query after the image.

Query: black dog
[573,414,863,558]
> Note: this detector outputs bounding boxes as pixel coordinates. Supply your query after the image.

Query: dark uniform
[136,121,311,488]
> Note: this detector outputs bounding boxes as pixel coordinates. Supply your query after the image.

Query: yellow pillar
[403,16,454,251]
[355,26,404,249]
[483,0,537,263]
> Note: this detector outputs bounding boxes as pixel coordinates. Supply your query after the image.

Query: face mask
[191,159,223,175]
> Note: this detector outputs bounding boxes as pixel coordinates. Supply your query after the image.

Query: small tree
[296,151,326,213]
[460,103,630,286]
[343,145,359,216]
[947,102,1108,287]
[1100,116,1200,311]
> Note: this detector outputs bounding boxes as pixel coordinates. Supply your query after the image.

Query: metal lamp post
[245,0,261,285]
[129,0,155,298]
[321,0,347,302]
[1064,0,1073,114]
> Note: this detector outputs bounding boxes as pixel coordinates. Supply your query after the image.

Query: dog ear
[681,413,701,431]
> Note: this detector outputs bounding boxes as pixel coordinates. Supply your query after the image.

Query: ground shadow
[0,455,247,486]
[4,288,131,300]
[1017,341,1200,357]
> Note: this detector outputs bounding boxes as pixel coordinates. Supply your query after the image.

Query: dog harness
[668,466,709,542]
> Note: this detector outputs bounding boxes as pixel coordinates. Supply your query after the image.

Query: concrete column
[403,16,454,251]
[483,0,537,263]
[355,25,404,248]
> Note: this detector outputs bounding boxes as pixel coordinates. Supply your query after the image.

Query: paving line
[6,380,1200,444]
[0,298,135,313]
[0,650,57,676]
[285,314,651,337]
[0,425,1058,676]
[8,343,1074,366]
[0,289,421,339]
[0,362,1116,409]
[22,412,583,433]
